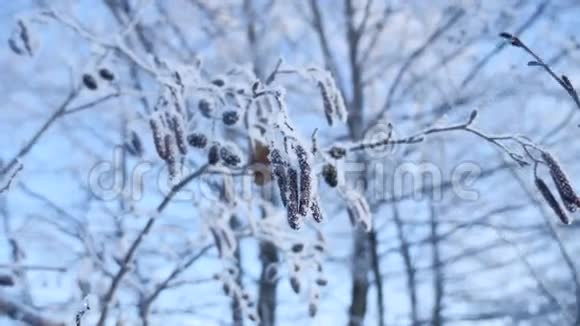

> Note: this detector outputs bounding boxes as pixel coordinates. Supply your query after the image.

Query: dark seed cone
[322,164,338,187]
[98,68,115,81]
[296,145,312,216]
[542,152,580,212]
[220,146,242,167]
[222,110,239,126]
[535,177,571,225]
[150,117,168,160]
[318,81,334,126]
[82,74,98,90]
[187,133,207,148]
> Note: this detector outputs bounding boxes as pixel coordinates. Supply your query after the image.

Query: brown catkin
[318,81,334,126]
[164,133,179,181]
[542,152,580,211]
[170,115,188,155]
[287,167,301,229]
[150,116,168,160]
[270,149,289,207]
[535,177,571,225]
[295,145,312,216]
[310,198,323,223]
[333,90,348,123]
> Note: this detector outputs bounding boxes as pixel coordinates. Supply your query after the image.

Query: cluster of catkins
[535,151,580,225]
[316,72,347,126]
[148,75,246,182]
[213,266,259,322]
[269,144,323,229]
[149,88,190,183]
[264,236,328,317]
[288,239,327,317]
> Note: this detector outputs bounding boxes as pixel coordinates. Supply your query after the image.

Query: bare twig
[335,110,538,167]
[0,294,64,326]
[0,162,22,194]
[96,164,208,326]
[500,32,580,112]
